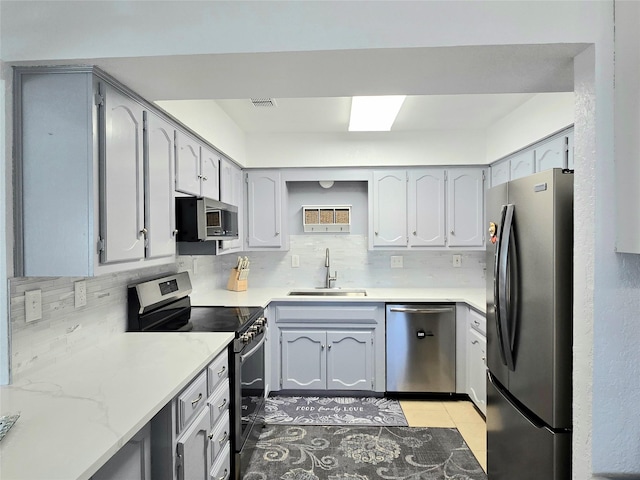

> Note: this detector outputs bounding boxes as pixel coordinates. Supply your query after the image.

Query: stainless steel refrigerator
[486,168,573,479]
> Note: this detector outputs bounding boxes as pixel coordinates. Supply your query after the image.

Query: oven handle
[240,332,267,363]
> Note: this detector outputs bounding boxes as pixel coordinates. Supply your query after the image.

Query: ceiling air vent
[250,98,277,107]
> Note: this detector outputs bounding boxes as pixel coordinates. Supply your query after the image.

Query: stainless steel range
[127,271,267,480]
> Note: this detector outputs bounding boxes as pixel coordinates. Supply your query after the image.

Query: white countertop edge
[190,287,487,313]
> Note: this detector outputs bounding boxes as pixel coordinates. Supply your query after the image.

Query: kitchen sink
[287,288,367,297]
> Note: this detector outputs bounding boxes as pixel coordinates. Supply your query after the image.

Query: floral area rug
[244,424,487,480]
[263,396,408,426]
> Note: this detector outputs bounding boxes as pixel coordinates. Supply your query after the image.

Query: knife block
[227,268,248,292]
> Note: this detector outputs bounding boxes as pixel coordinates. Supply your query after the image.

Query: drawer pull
[471,340,479,345]
[217,366,226,377]
[218,469,228,480]
[474,320,480,326]
[218,398,227,410]
[191,393,203,407]
[219,431,228,445]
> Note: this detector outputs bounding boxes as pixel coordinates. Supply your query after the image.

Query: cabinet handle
[321,344,325,350]
[217,469,228,480]
[450,230,455,235]
[217,365,226,377]
[191,393,203,407]
[375,231,379,236]
[474,320,480,326]
[202,176,208,181]
[413,231,417,235]
[139,228,148,236]
[471,340,479,345]
[328,344,332,349]
[275,231,280,236]
[218,398,227,410]
[172,229,179,236]
[219,431,228,445]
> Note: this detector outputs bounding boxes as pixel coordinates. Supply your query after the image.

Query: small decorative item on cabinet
[302,205,351,232]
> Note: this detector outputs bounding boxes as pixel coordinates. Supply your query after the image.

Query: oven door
[234,329,266,474]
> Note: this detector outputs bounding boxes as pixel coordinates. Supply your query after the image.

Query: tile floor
[400,399,487,472]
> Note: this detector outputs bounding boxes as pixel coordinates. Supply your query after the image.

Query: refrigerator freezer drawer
[385,304,456,393]
[487,378,571,479]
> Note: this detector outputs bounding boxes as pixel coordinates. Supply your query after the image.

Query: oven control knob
[255,317,267,327]
[242,331,254,344]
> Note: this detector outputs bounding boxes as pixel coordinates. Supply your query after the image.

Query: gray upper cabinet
[509,150,535,180]
[246,170,283,249]
[15,66,177,276]
[100,83,146,264]
[372,170,407,247]
[447,168,485,247]
[408,169,446,247]
[175,130,220,200]
[489,127,574,188]
[144,111,177,259]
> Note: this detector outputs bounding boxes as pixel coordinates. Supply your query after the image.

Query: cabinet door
[408,169,445,247]
[218,158,243,253]
[246,171,282,248]
[175,130,202,196]
[372,170,407,246]
[467,328,487,415]
[281,330,326,389]
[200,146,220,200]
[144,111,176,259]
[326,330,373,390]
[447,169,484,247]
[509,150,535,180]
[490,160,510,187]
[176,407,212,480]
[100,83,145,264]
[534,135,568,172]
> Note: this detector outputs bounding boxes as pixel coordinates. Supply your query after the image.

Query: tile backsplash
[9,234,485,379]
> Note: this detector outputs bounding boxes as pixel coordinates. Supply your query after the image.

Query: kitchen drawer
[207,352,229,396]
[209,442,231,480]
[469,308,486,335]
[208,380,230,426]
[209,411,230,464]
[177,371,208,434]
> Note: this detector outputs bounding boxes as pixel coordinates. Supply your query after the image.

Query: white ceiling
[214,93,537,133]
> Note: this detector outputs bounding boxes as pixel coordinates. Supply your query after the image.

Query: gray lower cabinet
[273,303,385,393]
[152,348,231,480]
[280,329,374,390]
[466,308,487,415]
[91,424,151,480]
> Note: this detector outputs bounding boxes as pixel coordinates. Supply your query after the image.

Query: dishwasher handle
[388,307,454,314]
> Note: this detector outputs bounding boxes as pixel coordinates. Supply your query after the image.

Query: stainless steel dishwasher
[386,304,456,393]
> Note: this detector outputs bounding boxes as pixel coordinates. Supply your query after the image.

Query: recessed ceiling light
[348,95,406,132]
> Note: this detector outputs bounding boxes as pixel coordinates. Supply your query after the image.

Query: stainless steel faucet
[325,248,337,288]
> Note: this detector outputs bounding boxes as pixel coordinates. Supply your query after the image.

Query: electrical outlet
[25,290,42,323]
[452,254,462,268]
[291,255,300,268]
[390,255,403,269]
[74,280,87,308]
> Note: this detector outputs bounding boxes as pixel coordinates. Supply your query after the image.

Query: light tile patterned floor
[400,399,487,472]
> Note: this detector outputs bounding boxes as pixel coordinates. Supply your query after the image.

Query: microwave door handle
[196,199,206,240]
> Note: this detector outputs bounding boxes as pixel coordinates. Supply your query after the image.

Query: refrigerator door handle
[493,206,507,367]
[498,204,516,371]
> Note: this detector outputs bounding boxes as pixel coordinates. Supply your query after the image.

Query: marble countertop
[0,332,234,480]
[190,287,487,313]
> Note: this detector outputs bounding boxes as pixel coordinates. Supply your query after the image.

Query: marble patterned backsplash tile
[9,264,178,379]
[186,235,486,293]
[9,234,485,379]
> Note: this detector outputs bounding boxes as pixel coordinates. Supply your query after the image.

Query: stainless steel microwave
[175,197,239,241]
